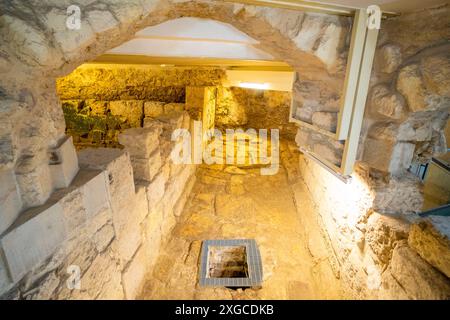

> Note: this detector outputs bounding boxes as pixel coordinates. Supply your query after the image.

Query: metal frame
[199,239,263,287]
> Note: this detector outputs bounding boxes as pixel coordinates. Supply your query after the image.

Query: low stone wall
[62,99,185,149]
[298,155,450,299]
[0,112,196,299]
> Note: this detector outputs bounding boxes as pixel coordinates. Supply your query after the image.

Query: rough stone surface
[409,216,450,278]
[118,126,162,158]
[0,168,22,235]
[376,44,402,74]
[369,85,406,120]
[311,112,338,132]
[48,136,79,189]
[1,203,66,282]
[365,213,410,266]
[373,174,423,215]
[388,243,450,300]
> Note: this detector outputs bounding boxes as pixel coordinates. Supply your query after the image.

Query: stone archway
[0,0,350,210]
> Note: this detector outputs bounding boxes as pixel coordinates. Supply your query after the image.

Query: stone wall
[59,65,298,148]
[57,65,226,102]
[215,87,297,139]
[295,4,450,299]
[362,4,450,177]
[298,155,450,299]
[0,112,196,299]
[62,98,185,149]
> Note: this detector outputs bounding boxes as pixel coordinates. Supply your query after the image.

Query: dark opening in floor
[207,246,249,278]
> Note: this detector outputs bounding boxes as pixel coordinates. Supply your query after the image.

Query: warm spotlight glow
[238,82,270,90]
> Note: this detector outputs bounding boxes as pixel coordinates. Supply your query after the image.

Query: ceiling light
[238,82,270,90]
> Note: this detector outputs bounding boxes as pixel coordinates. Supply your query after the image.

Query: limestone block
[365,213,410,265]
[314,22,345,71]
[408,216,450,278]
[81,171,110,218]
[378,269,409,300]
[86,206,112,238]
[86,10,118,33]
[130,151,162,182]
[313,143,341,166]
[1,202,66,282]
[84,100,108,116]
[389,244,450,299]
[369,85,406,120]
[57,187,86,235]
[311,112,338,132]
[294,101,314,123]
[377,44,402,74]
[134,184,150,223]
[398,121,433,142]
[122,245,147,299]
[44,8,95,58]
[157,110,188,132]
[0,254,11,295]
[373,175,423,215]
[15,161,53,208]
[70,251,124,300]
[110,186,145,265]
[49,136,79,189]
[397,64,428,112]
[1,15,55,67]
[146,172,167,208]
[363,137,414,175]
[93,223,115,253]
[25,271,60,300]
[389,142,415,176]
[295,129,310,148]
[0,100,25,169]
[173,174,196,217]
[186,86,206,112]
[216,87,247,126]
[77,148,135,213]
[0,169,22,234]
[420,54,450,97]
[144,101,164,118]
[163,103,185,115]
[118,126,161,158]
[111,204,142,265]
[164,165,196,210]
[293,15,324,53]
[109,100,143,127]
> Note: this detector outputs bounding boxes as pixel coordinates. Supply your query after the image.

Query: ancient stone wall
[299,155,450,299]
[362,5,450,177]
[61,98,185,149]
[57,65,226,102]
[0,0,346,230]
[215,87,297,139]
[296,5,450,299]
[0,112,196,299]
[59,65,298,148]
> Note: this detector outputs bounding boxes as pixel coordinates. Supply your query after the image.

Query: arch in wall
[0,0,350,212]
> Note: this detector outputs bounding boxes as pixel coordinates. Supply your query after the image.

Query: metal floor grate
[199,239,263,287]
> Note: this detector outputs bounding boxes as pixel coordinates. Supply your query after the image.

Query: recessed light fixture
[238,82,270,90]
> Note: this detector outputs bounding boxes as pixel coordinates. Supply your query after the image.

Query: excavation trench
[138,140,343,299]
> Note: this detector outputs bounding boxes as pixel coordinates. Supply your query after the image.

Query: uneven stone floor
[139,143,343,299]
